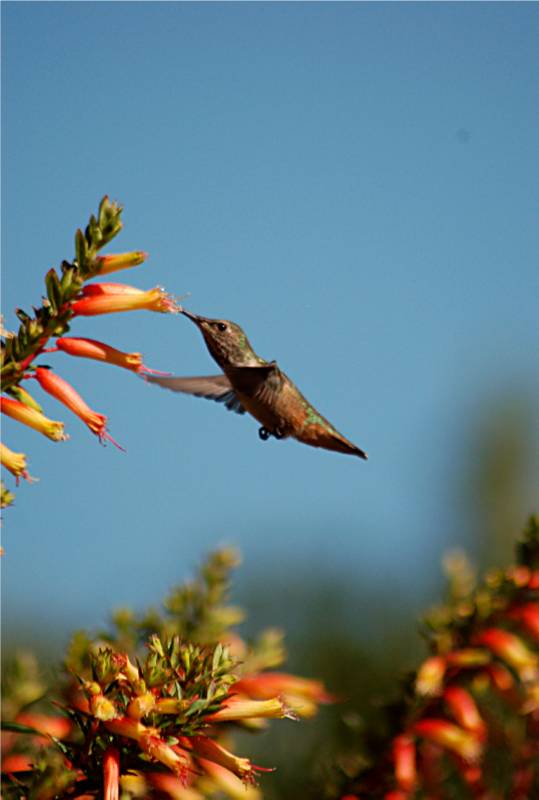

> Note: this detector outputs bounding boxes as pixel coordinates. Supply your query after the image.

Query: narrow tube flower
[443,687,486,735]
[1,396,67,441]
[0,443,35,484]
[190,736,262,782]
[34,368,122,449]
[71,283,180,316]
[104,717,189,777]
[475,628,538,681]
[95,251,148,276]
[233,672,332,719]
[103,746,120,800]
[54,337,168,375]
[16,712,71,740]
[508,603,539,641]
[392,734,417,791]
[197,759,262,799]
[446,649,491,668]
[148,773,203,800]
[412,719,483,763]
[127,692,156,720]
[205,697,295,723]
[415,655,446,697]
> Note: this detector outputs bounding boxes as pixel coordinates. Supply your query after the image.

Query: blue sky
[2,2,538,649]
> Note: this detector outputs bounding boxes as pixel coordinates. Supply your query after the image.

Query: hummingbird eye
[216,322,228,332]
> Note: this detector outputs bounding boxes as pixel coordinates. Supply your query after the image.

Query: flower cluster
[331,516,539,800]
[1,197,179,506]
[1,549,332,799]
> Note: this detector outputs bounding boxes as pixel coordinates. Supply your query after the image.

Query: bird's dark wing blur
[145,374,246,414]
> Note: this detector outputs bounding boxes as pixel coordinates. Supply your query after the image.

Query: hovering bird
[146,309,368,459]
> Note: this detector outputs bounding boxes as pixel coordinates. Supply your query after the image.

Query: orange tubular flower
[475,628,538,681]
[412,719,483,763]
[54,336,167,375]
[234,672,333,718]
[443,687,486,736]
[189,736,262,783]
[392,734,417,791]
[103,746,120,800]
[508,603,539,641]
[0,396,67,441]
[205,696,295,723]
[197,759,262,800]
[16,712,71,741]
[415,655,446,697]
[95,251,148,276]
[0,443,34,484]
[71,282,180,316]
[34,368,122,449]
[104,718,189,777]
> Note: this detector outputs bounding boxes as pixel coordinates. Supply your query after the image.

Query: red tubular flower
[54,337,167,376]
[446,649,491,668]
[508,603,539,641]
[233,672,333,718]
[392,734,417,791]
[384,793,409,800]
[71,283,180,316]
[34,368,122,449]
[147,772,201,800]
[94,251,148,276]
[103,746,120,800]
[415,655,446,697]
[205,696,295,722]
[443,687,486,736]
[475,628,538,681]
[412,719,482,762]
[1,396,67,441]
[16,712,71,741]
[104,718,189,777]
[189,736,263,783]
[197,759,262,799]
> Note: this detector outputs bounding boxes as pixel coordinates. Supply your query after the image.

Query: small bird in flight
[146,309,368,459]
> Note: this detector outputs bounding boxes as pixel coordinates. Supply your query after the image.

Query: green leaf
[45,268,62,311]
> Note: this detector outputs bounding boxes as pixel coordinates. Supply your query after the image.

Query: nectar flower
[198,759,262,799]
[71,283,180,316]
[0,396,67,441]
[443,687,486,735]
[54,336,167,375]
[34,368,122,449]
[95,251,148,276]
[475,628,538,681]
[0,443,35,484]
[508,603,539,641]
[189,736,263,783]
[205,696,295,723]
[413,718,483,762]
[392,734,417,791]
[103,746,120,800]
[415,655,446,697]
[234,672,333,718]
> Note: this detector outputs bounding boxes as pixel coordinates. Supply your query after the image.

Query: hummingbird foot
[259,426,286,441]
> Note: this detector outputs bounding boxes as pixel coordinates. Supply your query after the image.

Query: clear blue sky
[2,3,538,649]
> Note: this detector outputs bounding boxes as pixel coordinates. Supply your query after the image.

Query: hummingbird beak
[181,309,204,326]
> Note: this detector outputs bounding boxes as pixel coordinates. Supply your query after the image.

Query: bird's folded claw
[259,427,271,441]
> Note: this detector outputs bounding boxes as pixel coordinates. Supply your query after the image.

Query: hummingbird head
[181,309,261,369]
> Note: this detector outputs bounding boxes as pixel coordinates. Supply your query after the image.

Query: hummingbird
[145,309,368,459]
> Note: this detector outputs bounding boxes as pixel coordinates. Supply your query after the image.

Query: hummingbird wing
[144,374,246,414]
